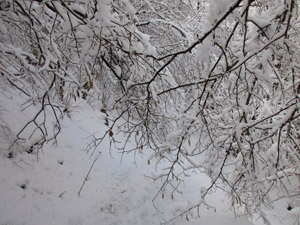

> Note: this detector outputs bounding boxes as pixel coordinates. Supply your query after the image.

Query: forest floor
[0,90,261,225]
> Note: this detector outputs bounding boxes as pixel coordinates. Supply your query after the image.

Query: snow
[1,0,298,224]
[0,19,7,34]
[0,93,254,225]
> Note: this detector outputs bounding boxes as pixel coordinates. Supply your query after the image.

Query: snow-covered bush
[0,0,153,151]
[0,0,299,224]
[104,0,300,223]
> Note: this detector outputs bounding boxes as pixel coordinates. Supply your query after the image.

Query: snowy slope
[0,91,254,225]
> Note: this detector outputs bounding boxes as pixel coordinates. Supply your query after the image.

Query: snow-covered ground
[0,90,255,225]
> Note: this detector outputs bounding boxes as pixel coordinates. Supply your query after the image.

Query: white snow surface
[0,93,255,225]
